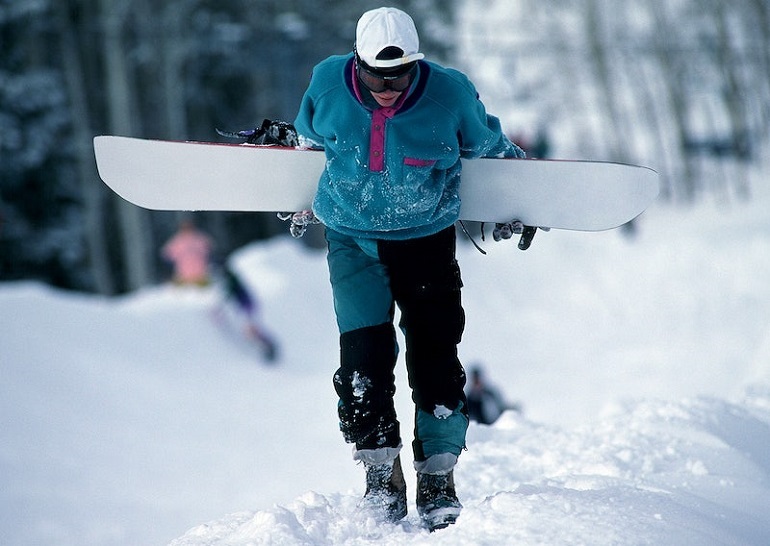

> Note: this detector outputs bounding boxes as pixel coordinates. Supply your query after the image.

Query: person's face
[371,89,402,107]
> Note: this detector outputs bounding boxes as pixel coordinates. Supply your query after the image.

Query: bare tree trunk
[100,0,154,290]
[246,2,281,120]
[749,0,770,134]
[712,1,751,198]
[651,2,698,201]
[635,58,675,200]
[584,0,632,163]
[56,0,115,294]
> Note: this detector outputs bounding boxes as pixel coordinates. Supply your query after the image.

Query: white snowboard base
[94,136,659,231]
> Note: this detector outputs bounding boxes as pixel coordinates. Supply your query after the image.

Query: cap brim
[369,52,424,68]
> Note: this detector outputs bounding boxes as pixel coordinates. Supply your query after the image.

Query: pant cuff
[353,444,402,466]
[413,452,458,475]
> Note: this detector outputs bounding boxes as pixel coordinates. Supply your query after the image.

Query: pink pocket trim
[404,158,437,167]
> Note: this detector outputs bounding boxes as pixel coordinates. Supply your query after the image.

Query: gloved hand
[216,119,299,147]
[277,210,320,238]
[493,220,548,250]
[492,220,524,241]
[255,119,299,147]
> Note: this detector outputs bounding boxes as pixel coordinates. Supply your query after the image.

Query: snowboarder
[216,264,279,362]
[162,220,214,286]
[286,6,525,530]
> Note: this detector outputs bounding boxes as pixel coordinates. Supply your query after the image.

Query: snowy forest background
[1,0,769,295]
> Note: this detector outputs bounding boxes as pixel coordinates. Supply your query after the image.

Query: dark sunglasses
[356,62,416,93]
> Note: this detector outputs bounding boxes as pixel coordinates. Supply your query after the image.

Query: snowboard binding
[216,119,299,147]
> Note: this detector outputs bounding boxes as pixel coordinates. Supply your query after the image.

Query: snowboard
[93,135,659,231]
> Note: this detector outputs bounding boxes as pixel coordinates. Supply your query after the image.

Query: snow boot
[361,454,407,523]
[416,470,462,531]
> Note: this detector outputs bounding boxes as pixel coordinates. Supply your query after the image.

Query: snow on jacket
[294,53,525,240]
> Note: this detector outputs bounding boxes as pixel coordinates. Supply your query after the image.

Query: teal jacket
[294,53,525,240]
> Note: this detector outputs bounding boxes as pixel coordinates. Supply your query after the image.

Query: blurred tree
[0,0,456,293]
[457,0,769,203]
[0,0,86,289]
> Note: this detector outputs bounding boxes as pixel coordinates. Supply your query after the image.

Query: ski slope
[2,180,770,545]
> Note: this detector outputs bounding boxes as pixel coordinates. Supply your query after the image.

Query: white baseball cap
[355,7,425,69]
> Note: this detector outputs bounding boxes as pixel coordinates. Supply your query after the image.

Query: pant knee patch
[334,324,401,449]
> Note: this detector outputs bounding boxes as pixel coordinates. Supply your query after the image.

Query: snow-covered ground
[2,168,770,544]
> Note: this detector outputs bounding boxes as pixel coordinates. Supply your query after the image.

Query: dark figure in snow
[284,7,525,530]
[219,265,278,362]
[466,366,521,425]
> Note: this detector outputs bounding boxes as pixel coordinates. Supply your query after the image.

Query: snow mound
[3,159,770,545]
[171,389,770,545]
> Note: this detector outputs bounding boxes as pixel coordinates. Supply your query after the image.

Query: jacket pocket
[403,157,437,167]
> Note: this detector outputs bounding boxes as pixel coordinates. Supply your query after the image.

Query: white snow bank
[170,389,770,545]
[3,171,770,545]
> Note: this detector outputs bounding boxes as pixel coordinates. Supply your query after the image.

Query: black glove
[517,226,538,250]
[277,210,320,238]
[216,119,299,147]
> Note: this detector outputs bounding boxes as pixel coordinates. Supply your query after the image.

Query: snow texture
[3,171,770,544]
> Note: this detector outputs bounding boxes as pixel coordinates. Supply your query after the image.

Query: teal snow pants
[326,226,469,463]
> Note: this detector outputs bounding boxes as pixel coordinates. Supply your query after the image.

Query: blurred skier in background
[466,365,522,425]
[216,264,279,363]
[162,220,214,286]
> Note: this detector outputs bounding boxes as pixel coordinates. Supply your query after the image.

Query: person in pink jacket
[162,220,213,285]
